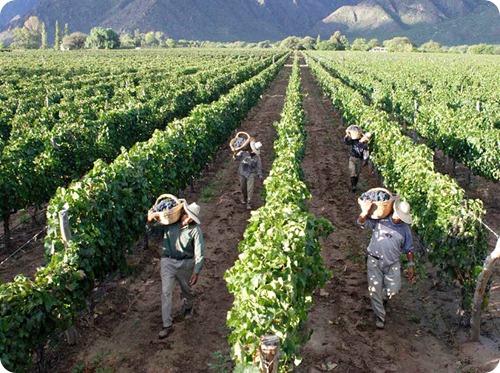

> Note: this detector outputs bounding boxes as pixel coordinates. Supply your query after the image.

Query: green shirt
[150,221,205,274]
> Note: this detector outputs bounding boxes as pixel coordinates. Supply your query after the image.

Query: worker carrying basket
[150,194,186,225]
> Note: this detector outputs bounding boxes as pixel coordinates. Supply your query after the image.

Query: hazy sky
[0,0,13,14]
[487,0,500,11]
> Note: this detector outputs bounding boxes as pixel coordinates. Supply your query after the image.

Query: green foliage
[11,16,42,49]
[225,56,332,372]
[62,32,87,50]
[85,27,121,49]
[54,20,61,51]
[418,40,442,53]
[306,53,489,306]
[383,37,414,52]
[0,51,289,372]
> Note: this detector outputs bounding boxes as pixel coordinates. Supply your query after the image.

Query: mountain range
[1,0,499,46]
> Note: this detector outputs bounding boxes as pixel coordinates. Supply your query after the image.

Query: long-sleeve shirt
[150,221,205,274]
[236,150,262,178]
[344,136,367,159]
[358,216,414,267]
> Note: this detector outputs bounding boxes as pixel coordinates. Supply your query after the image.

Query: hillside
[0,0,499,45]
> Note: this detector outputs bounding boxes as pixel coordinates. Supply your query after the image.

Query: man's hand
[358,199,373,216]
[190,273,199,286]
[407,266,415,283]
[147,209,159,223]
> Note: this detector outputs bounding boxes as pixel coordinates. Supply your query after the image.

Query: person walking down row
[344,126,371,192]
[357,196,415,329]
[234,140,263,210]
[147,201,205,339]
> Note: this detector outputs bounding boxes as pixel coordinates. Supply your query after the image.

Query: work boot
[350,177,357,192]
[183,307,194,319]
[158,326,173,339]
[375,316,385,329]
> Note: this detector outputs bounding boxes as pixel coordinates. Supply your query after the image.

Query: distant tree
[232,41,247,48]
[447,45,468,54]
[316,40,336,50]
[62,32,87,50]
[64,23,69,37]
[54,20,61,50]
[316,34,321,45]
[144,31,160,47]
[368,38,379,49]
[383,37,414,52]
[467,43,495,54]
[279,36,303,50]
[133,29,142,47]
[419,40,442,53]
[0,41,6,49]
[257,40,271,48]
[119,33,136,49]
[85,27,120,49]
[40,22,48,49]
[165,38,177,48]
[156,32,166,47]
[351,38,370,51]
[301,36,315,50]
[12,16,42,49]
[329,31,349,50]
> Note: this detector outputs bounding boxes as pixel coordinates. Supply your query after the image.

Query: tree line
[3,16,499,55]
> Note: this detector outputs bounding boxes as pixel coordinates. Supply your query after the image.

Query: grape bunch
[360,190,390,202]
[154,198,178,212]
[233,137,246,148]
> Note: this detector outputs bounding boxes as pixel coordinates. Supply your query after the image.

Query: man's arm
[190,226,205,285]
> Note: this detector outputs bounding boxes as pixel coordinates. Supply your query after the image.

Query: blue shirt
[359,216,414,267]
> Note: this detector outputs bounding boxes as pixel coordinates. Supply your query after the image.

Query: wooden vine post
[58,205,72,243]
[258,335,280,373]
[471,237,500,341]
[58,203,79,345]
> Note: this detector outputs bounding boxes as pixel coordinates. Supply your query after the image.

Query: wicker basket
[229,132,253,153]
[358,187,395,219]
[152,194,185,225]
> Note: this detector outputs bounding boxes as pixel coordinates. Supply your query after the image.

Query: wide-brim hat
[250,141,262,155]
[360,132,372,143]
[393,198,412,224]
[183,201,201,224]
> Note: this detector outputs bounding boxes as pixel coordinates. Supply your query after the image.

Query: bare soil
[1,57,499,373]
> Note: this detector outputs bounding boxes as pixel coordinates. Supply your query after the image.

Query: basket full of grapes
[229,131,253,154]
[358,187,395,219]
[151,194,185,225]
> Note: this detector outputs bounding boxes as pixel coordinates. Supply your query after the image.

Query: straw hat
[393,198,412,224]
[183,201,201,224]
[360,132,372,143]
[250,141,262,155]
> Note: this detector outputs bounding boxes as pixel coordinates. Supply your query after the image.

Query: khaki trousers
[160,257,194,328]
[239,174,256,203]
[348,156,361,178]
[367,256,401,323]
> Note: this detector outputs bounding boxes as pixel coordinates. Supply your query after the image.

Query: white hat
[393,198,412,224]
[183,201,201,224]
[250,141,262,155]
[360,132,372,143]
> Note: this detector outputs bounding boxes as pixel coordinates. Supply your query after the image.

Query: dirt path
[51,62,291,372]
[1,58,499,373]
